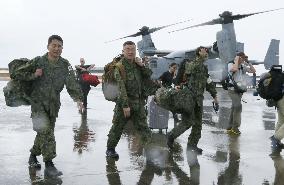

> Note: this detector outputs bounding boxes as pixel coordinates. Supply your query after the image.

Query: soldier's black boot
[167,134,174,149]
[106,148,119,158]
[270,135,284,151]
[44,161,63,177]
[28,153,41,169]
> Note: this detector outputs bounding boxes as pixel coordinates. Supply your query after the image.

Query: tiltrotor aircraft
[107,8,282,84]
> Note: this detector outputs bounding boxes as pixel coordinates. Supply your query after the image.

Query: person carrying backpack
[166,46,219,154]
[227,52,256,135]
[105,41,152,159]
[270,87,284,153]
[257,66,284,152]
[11,35,84,177]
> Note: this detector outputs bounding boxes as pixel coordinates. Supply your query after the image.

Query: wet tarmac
[0,80,283,185]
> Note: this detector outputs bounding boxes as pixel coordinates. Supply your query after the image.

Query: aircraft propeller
[169,8,284,33]
[105,19,192,43]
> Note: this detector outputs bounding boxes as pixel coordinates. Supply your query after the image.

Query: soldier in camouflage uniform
[167,46,218,154]
[12,35,84,176]
[106,41,152,158]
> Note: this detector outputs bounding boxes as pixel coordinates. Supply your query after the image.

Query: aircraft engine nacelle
[216,23,237,63]
[137,35,156,58]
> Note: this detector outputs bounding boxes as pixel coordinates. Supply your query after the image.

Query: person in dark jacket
[75,58,95,109]
[158,63,180,124]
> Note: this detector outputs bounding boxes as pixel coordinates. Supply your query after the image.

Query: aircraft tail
[137,35,157,58]
[264,39,280,69]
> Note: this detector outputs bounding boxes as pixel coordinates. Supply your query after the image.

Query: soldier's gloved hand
[123,107,131,118]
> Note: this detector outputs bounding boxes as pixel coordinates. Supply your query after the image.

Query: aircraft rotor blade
[104,32,142,43]
[105,19,192,43]
[169,8,284,34]
[149,19,192,33]
[232,8,284,20]
[169,18,222,33]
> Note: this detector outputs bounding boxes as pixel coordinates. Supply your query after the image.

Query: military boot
[44,161,63,177]
[28,153,41,169]
[270,136,283,150]
[167,134,174,149]
[106,148,119,158]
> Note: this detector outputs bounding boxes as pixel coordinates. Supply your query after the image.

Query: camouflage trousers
[30,110,57,162]
[169,101,203,146]
[275,96,284,141]
[107,99,151,149]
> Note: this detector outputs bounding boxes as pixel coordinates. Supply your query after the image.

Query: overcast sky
[1,0,284,73]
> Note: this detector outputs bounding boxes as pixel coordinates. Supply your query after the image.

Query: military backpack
[102,55,126,102]
[3,58,38,107]
[257,65,284,101]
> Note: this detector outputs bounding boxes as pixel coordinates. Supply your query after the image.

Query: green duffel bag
[154,87,194,114]
[3,79,32,107]
[3,58,34,107]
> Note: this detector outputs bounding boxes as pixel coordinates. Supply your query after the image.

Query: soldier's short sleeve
[64,61,83,102]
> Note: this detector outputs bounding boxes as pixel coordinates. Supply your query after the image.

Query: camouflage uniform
[274,96,284,142]
[13,53,83,162]
[168,56,217,146]
[107,57,152,149]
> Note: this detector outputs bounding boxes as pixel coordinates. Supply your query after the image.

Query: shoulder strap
[115,60,126,80]
[227,60,236,79]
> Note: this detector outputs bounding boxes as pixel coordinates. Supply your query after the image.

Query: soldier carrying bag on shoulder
[3,58,40,107]
[102,54,125,102]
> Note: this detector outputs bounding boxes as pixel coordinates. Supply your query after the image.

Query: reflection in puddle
[29,167,63,185]
[73,113,95,154]
[217,136,242,185]
[124,131,200,184]
[203,105,231,129]
[262,109,276,131]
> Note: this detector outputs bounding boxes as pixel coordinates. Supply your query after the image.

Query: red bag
[81,73,100,87]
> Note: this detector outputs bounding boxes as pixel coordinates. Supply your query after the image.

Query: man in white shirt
[227,52,256,135]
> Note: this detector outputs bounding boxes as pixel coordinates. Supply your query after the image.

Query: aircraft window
[185,52,193,59]
[150,60,157,68]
